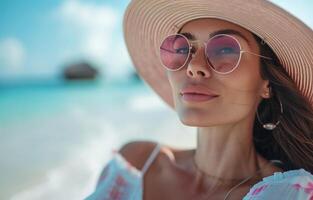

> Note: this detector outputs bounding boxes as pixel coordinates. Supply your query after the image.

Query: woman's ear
[260,80,271,99]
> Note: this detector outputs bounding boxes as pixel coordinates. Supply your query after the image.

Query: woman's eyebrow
[180,29,249,43]
[209,29,249,41]
[179,32,196,40]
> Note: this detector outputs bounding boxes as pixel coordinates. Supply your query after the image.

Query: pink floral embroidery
[304,182,313,194]
[292,183,302,191]
[292,181,313,199]
[251,185,268,195]
[109,174,128,200]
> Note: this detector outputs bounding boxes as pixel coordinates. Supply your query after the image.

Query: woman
[86,0,313,199]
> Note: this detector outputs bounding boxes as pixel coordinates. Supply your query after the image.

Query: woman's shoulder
[243,168,313,199]
[118,140,161,171]
[118,140,182,171]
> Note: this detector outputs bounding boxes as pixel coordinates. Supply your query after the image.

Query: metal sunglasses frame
[159,33,272,74]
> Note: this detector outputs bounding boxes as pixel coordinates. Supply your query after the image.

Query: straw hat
[123,0,313,108]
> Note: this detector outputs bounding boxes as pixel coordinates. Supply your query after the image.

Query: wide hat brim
[123,0,313,108]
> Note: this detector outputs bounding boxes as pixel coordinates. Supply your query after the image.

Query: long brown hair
[252,34,313,173]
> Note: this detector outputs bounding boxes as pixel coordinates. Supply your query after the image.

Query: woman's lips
[181,93,219,102]
[180,84,219,102]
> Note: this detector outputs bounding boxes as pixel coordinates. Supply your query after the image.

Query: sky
[0,0,132,81]
[0,0,312,82]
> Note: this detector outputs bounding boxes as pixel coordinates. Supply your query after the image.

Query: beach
[0,80,196,200]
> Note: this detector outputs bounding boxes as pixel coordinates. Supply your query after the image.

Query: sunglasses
[159,33,272,74]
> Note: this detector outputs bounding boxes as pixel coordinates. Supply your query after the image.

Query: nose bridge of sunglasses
[189,40,207,58]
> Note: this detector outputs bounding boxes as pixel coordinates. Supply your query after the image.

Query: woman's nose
[186,46,212,79]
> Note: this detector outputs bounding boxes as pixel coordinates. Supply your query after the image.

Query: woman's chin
[179,117,217,127]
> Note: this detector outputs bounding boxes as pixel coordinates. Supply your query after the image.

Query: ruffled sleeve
[85,153,143,200]
[243,169,313,200]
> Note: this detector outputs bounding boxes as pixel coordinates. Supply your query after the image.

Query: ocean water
[0,79,196,200]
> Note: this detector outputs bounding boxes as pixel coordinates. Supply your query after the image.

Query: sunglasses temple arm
[241,51,272,60]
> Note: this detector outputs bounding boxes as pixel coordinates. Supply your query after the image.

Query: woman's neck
[193,121,263,187]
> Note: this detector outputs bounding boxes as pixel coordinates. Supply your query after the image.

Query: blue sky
[0,0,312,81]
[0,0,132,81]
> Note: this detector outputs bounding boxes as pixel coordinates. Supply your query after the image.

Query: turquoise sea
[0,79,195,200]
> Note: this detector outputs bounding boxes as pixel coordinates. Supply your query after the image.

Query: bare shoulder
[118,140,161,171]
[118,141,190,170]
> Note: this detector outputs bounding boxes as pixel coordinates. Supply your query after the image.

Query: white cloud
[59,0,117,30]
[0,38,26,73]
[56,0,132,80]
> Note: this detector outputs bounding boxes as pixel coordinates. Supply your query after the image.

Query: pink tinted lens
[160,34,190,70]
[205,35,241,73]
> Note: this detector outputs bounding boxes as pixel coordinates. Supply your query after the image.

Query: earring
[264,86,271,97]
[256,91,283,130]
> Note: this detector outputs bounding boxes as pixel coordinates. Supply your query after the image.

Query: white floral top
[85,145,313,200]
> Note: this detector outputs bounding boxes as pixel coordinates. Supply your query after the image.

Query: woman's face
[166,18,270,127]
